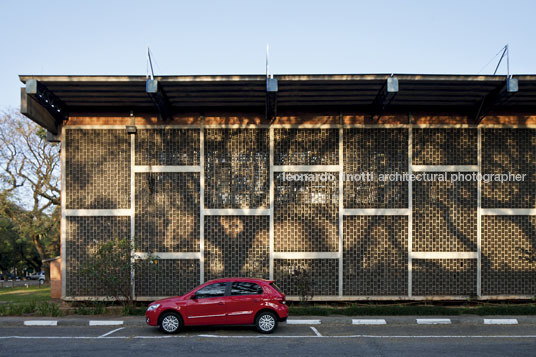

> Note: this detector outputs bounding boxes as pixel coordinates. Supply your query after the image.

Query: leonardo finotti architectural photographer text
[281,172,527,183]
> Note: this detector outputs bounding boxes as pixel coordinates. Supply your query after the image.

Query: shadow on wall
[65,207,130,297]
[203,129,270,282]
[66,129,130,210]
[66,126,536,297]
[480,128,536,295]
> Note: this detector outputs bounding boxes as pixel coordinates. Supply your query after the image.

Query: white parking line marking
[310,326,322,337]
[23,321,57,326]
[286,319,321,325]
[99,327,125,338]
[1,335,536,339]
[484,319,518,325]
[0,336,129,339]
[89,321,124,326]
[416,319,451,325]
[352,319,387,325]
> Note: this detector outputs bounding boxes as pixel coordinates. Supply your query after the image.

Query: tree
[291,267,314,303]
[0,197,42,278]
[0,207,19,278]
[0,110,60,270]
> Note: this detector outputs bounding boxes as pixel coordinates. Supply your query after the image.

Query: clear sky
[1,0,535,108]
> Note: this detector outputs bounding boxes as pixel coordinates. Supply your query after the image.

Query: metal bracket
[372,77,398,116]
[266,78,278,122]
[25,79,68,128]
[474,78,518,124]
[46,130,61,143]
[146,79,171,121]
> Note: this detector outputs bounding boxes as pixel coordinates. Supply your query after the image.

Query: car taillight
[278,298,286,305]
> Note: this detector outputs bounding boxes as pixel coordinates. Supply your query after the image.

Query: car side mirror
[191,294,198,300]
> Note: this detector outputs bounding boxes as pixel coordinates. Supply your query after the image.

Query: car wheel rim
[162,315,179,332]
[258,314,275,331]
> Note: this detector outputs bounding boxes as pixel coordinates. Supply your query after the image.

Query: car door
[226,282,264,325]
[183,282,228,325]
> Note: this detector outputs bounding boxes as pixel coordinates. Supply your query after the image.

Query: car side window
[231,282,263,296]
[194,283,227,299]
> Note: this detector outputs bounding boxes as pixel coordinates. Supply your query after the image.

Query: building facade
[19,74,536,300]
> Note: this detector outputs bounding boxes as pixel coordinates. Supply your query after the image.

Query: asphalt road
[1,319,536,356]
[0,280,42,288]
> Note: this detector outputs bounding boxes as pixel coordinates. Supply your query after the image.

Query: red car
[145,278,288,334]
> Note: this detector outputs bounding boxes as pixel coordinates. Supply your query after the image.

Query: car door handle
[253,299,260,303]
[218,302,224,305]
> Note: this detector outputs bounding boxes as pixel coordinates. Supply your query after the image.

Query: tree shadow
[65,208,130,297]
[65,129,130,210]
[480,128,536,295]
[67,124,536,298]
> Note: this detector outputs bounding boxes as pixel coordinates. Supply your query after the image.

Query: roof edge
[19,73,536,84]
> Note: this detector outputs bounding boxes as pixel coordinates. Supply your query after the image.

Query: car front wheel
[255,311,278,334]
[159,311,183,334]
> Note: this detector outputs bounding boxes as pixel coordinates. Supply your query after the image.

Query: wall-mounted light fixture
[126,110,137,135]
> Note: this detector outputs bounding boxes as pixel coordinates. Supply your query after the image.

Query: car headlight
[146,304,160,311]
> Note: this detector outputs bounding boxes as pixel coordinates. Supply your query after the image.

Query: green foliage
[122,304,145,316]
[0,191,59,277]
[80,238,158,307]
[35,127,47,140]
[80,238,132,304]
[0,301,63,317]
[73,304,91,315]
[74,302,107,315]
[22,300,37,314]
[36,301,63,317]
[0,206,21,273]
[5,303,25,316]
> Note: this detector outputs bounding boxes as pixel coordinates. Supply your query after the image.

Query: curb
[1,316,534,327]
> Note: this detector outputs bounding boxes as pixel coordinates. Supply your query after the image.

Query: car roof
[205,277,274,284]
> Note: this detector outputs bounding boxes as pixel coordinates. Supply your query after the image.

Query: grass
[0,284,63,317]
[288,302,536,316]
[0,285,51,304]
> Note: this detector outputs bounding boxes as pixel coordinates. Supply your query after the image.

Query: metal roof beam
[146,79,171,120]
[474,78,518,123]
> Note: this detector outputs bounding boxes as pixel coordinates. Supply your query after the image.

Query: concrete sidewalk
[2,315,536,327]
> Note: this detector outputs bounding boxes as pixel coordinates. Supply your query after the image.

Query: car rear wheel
[159,312,183,334]
[255,311,278,334]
